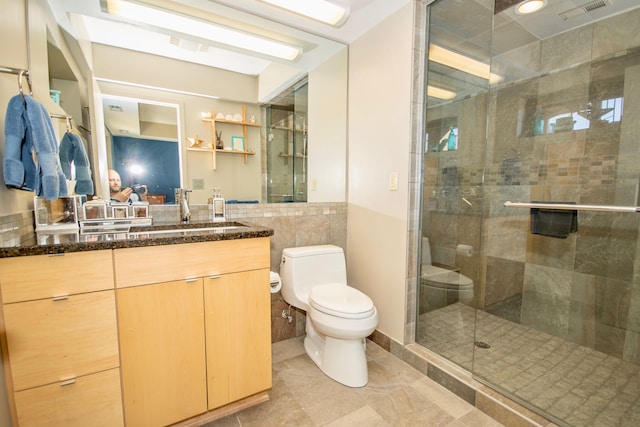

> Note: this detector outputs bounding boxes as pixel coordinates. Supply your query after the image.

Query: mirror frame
[101,94,183,204]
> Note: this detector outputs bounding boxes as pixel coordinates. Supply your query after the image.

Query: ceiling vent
[169,36,210,53]
[559,0,612,20]
[108,105,123,112]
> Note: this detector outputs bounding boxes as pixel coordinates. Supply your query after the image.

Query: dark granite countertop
[0,220,274,258]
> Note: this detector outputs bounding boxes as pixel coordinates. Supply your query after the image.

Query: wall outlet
[192,178,204,190]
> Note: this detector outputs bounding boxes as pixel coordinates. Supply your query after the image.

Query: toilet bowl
[421,238,474,308]
[280,245,378,387]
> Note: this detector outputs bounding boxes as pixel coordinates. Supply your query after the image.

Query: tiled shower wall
[0,202,347,344]
[422,7,640,365]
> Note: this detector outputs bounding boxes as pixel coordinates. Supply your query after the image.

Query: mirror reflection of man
[109,169,147,202]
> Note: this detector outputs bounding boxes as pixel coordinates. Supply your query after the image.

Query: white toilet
[421,237,474,309]
[280,245,378,387]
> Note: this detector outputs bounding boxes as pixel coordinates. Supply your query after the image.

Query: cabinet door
[117,279,207,427]
[3,290,119,391]
[205,269,271,410]
[13,368,123,427]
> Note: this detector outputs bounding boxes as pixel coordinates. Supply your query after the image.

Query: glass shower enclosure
[265,81,308,203]
[418,1,640,426]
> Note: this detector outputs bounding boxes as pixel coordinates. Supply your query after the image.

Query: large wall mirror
[102,95,181,204]
[47,0,349,204]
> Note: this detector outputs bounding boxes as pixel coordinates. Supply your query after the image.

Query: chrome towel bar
[503,201,640,213]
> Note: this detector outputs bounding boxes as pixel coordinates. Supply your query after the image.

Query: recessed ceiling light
[259,0,350,27]
[102,0,302,61]
[428,44,503,84]
[516,0,547,15]
[427,85,456,100]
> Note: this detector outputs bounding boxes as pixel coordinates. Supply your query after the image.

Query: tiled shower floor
[417,303,640,427]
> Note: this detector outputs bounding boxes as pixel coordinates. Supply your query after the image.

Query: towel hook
[66,116,72,132]
[18,69,33,102]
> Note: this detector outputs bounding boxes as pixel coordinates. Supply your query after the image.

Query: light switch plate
[389,172,399,191]
[192,178,204,190]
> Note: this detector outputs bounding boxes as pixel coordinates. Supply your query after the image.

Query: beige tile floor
[205,337,504,427]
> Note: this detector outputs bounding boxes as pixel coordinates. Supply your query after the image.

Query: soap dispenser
[447,127,457,151]
[532,106,544,136]
[212,187,225,222]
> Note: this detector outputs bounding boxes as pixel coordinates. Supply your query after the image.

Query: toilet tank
[280,245,347,310]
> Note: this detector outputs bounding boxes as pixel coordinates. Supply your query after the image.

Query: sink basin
[127,226,245,236]
[79,221,250,237]
[126,222,249,237]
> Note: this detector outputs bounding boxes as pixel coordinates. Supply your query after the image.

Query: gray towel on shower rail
[442,165,458,187]
[530,201,577,238]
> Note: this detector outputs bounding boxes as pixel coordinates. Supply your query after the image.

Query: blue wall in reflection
[112,136,179,203]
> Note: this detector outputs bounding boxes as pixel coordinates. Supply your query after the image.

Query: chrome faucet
[175,188,192,223]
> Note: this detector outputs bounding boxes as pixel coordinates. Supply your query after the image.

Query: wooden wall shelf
[190,105,260,170]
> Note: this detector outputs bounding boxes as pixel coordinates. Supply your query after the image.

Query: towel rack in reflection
[504,201,640,213]
[0,66,32,100]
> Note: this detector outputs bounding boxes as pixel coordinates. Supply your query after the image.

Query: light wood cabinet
[0,250,114,303]
[0,237,270,426]
[114,237,271,425]
[117,279,208,427]
[0,251,123,427]
[3,291,120,391]
[13,368,122,427]
[205,269,271,409]
[113,239,268,289]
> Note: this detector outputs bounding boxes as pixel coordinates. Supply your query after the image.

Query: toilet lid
[309,283,375,319]
[421,265,473,287]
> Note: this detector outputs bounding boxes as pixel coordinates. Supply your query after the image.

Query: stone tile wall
[0,211,35,247]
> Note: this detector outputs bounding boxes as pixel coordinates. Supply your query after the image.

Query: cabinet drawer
[3,290,120,391]
[14,368,124,427]
[0,250,114,303]
[113,238,270,288]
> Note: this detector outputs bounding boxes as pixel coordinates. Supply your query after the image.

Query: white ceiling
[47,0,411,76]
[504,0,640,40]
[47,0,640,79]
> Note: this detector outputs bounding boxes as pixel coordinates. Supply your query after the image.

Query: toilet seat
[421,265,473,287]
[309,283,375,319]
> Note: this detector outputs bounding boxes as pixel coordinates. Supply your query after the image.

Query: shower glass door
[475,2,640,426]
[266,81,308,203]
[419,0,640,425]
[415,0,492,372]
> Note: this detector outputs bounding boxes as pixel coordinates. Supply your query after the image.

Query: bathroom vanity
[0,222,273,426]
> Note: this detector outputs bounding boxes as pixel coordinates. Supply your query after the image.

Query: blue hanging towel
[3,95,68,200]
[3,95,36,191]
[59,131,94,195]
